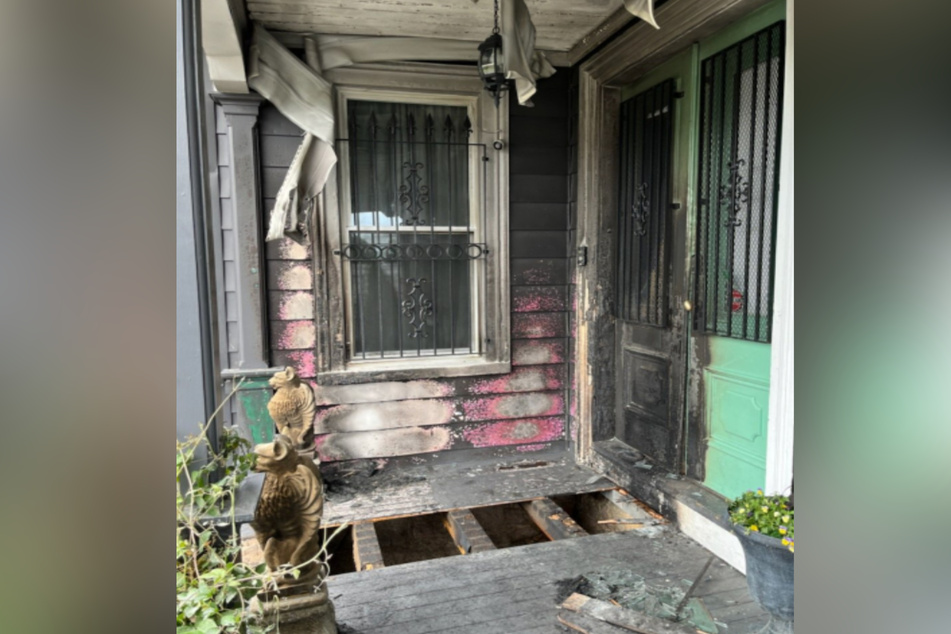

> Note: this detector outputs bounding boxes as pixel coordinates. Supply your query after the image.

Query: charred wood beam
[522,498,588,541]
[443,509,496,555]
[352,521,385,571]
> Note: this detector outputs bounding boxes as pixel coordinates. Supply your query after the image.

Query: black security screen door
[695,21,785,343]
[340,100,488,359]
[616,79,675,326]
[612,72,685,472]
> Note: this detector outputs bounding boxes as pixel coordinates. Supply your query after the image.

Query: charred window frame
[314,66,510,384]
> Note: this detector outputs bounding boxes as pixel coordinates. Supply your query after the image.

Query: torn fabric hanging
[623,0,661,30]
[248,24,336,245]
[501,0,556,105]
[247,0,556,243]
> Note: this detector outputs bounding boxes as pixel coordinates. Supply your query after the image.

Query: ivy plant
[177,383,348,633]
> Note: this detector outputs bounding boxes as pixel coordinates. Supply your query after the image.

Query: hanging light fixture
[477,0,507,108]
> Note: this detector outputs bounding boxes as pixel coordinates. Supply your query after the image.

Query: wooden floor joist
[352,521,385,571]
[602,489,665,522]
[443,509,496,555]
[522,497,588,540]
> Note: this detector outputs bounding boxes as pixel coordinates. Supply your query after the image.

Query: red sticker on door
[731,288,743,312]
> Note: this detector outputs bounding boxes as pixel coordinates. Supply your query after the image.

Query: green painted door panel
[685,0,786,498]
[701,337,771,498]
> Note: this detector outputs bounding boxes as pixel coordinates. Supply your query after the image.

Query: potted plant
[728,488,794,633]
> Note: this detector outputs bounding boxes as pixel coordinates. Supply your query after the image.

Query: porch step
[589,439,747,573]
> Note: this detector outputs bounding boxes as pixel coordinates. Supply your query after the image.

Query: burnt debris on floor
[555,569,723,633]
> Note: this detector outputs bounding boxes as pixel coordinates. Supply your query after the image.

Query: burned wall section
[230,72,571,465]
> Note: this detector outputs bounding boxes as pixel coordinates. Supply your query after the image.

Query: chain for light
[492,0,500,34]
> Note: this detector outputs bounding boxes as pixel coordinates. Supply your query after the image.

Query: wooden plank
[511,258,569,286]
[512,285,569,313]
[559,592,703,634]
[323,460,614,527]
[601,489,661,523]
[314,392,565,433]
[443,509,496,555]
[351,521,385,571]
[326,531,761,633]
[512,312,568,339]
[522,497,588,540]
[567,7,636,66]
[558,609,631,633]
[512,338,568,366]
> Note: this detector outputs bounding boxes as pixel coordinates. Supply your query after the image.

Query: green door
[685,1,787,498]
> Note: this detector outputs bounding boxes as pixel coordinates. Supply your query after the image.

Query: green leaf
[196,618,220,634]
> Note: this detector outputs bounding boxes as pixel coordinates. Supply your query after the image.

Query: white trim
[765,0,794,496]
[317,66,510,383]
[673,499,746,573]
[200,0,248,93]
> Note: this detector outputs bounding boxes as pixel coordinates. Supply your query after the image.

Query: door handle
[683,300,693,312]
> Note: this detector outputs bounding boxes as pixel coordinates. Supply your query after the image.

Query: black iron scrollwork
[720,159,750,228]
[402,277,434,339]
[632,182,650,237]
[337,242,487,261]
[398,161,429,226]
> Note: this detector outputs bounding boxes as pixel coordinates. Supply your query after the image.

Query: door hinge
[577,246,588,267]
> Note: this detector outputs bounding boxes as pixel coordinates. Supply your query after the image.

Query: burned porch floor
[305,453,771,633]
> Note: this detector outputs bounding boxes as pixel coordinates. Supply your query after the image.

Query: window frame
[313,62,510,385]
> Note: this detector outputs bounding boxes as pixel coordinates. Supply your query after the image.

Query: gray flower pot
[733,524,794,630]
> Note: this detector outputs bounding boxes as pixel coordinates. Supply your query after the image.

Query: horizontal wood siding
[259,72,570,463]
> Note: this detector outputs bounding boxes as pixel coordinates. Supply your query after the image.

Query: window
[695,22,785,342]
[315,66,509,383]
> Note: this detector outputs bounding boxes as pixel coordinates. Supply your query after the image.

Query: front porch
[305,453,770,633]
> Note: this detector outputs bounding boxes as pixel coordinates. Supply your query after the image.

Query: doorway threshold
[590,439,747,573]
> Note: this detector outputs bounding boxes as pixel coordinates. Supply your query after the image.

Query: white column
[765,0,794,495]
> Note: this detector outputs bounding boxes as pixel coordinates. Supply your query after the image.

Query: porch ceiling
[247,0,627,52]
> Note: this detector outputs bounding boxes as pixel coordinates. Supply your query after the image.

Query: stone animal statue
[267,366,317,450]
[250,434,325,588]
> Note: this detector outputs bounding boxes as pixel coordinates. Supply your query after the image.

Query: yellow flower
[789,544,794,553]
[774,511,780,517]
[782,515,790,523]
[750,525,759,532]
[779,527,787,535]
[781,537,789,546]
[761,506,769,513]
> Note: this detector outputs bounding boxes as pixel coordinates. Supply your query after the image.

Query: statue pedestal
[248,583,337,634]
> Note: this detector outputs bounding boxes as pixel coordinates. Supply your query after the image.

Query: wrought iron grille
[695,22,785,343]
[337,100,488,359]
[616,79,675,326]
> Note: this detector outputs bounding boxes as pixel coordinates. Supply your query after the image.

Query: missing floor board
[470,503,551,548]
[335,490,665,575]
[323,525,357,576]
[374,514,462,566]
[552,491,666,536]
